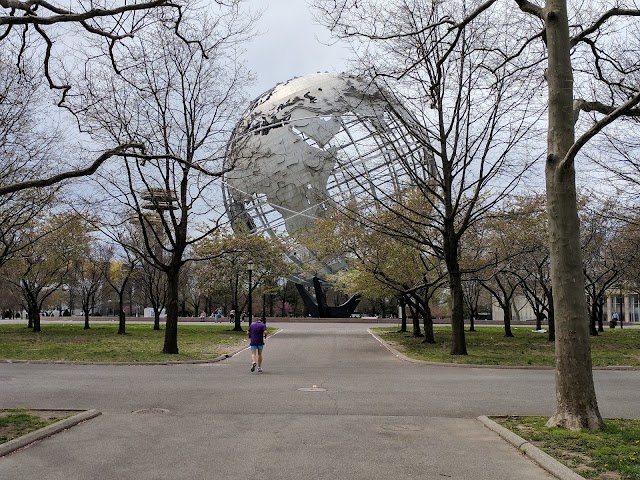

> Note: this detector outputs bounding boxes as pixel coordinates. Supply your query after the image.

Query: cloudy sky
[243,1,352,97]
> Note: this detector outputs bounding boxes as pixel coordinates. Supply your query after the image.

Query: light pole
[262,292,267,325]
[247,261,254,326]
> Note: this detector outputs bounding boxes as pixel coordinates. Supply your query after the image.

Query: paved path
[1,323,638,479]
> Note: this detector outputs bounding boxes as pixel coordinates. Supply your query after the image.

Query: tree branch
[574,98,640,122]
[513,0,543,19]
[0,0,178,27]
[570,8,640,47]
[125,152,231,178]
[0,142,145,196]
[563,91,640,169]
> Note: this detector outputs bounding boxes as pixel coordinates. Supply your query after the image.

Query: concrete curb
[367,328,640,371]
[478,416,585,480]
[0,409,102,457]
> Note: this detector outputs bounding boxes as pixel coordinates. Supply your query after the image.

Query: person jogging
[248,319,267,372]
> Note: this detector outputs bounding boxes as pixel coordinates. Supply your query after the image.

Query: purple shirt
[248,322,267,346]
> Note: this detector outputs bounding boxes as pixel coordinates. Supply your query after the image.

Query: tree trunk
[84,309,90,330]
[118,309,126,334]
[536,313,544,331]
[281,291,286,318]
[589,301,598,337]
[232,302,243,332]
[30,303,41,332]
[409,301,422,337]
[597,299,604,332]
[547,290,555,342]
[154,310,161,331]
[163,269,180,354]
[117,292,126,335]
[422,301,435,344]
[399,296,408,333]
[235,272,241,317]
[503,303,514,337]
[444,237,467,355]
[544,0,603,430]
[469,312,476,332]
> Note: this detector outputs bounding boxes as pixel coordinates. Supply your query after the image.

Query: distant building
[491,291,640,324]
[491,296,536,322]
[606,292,639,323]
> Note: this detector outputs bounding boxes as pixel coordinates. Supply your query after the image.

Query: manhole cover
[298,386,327,392]
[132,408,170,414]
[380,425,424,432]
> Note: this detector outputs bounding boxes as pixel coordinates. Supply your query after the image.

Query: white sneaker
[257,367,263,372]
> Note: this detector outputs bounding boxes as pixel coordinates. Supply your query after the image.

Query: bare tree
[194,230,291,331]
[76,13,254,353]
[580,196,631,335]
[4,212,90,331]
[514,0,640,430]
[301,201,447,342]
[504,195,554,339]
[0,1,250,195]
[618,210,640,300]
[480,264,522,338]
[315,0,542,356]
[461,279,481,332]
[1,0,190,100]
[73,245,108,330]
[104,247,138,335]
[139,257,168,330]
[0,50,61,259]
[318,0,640,430]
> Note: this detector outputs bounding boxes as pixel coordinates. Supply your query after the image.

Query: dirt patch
[560,449,593,464]
[597,473,622,480]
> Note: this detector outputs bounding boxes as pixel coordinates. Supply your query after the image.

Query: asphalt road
[0,323,638,480]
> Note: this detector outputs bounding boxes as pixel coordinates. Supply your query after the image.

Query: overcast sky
[243,1,352,98]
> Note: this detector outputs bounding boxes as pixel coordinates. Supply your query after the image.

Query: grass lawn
[0,323,262,363]
[372,326,640,367]
[495,416,640,480]
[0,409,74,444]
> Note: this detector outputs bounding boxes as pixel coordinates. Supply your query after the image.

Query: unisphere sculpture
[223,72,434,316]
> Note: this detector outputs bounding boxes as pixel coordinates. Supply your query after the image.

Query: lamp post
[247,261,254,326]
[262,292,267,325]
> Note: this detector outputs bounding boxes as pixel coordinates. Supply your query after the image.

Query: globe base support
[295,277,361,318]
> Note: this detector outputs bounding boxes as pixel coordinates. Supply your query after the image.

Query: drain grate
[132,408,170,414]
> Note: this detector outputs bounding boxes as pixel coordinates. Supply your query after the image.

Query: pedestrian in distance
[610,311,619,328]
[199,311,206,322]
[229,309,235,323]
[248,319,267,373]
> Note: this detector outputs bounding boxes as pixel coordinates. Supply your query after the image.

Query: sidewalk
[1,323,637,479]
